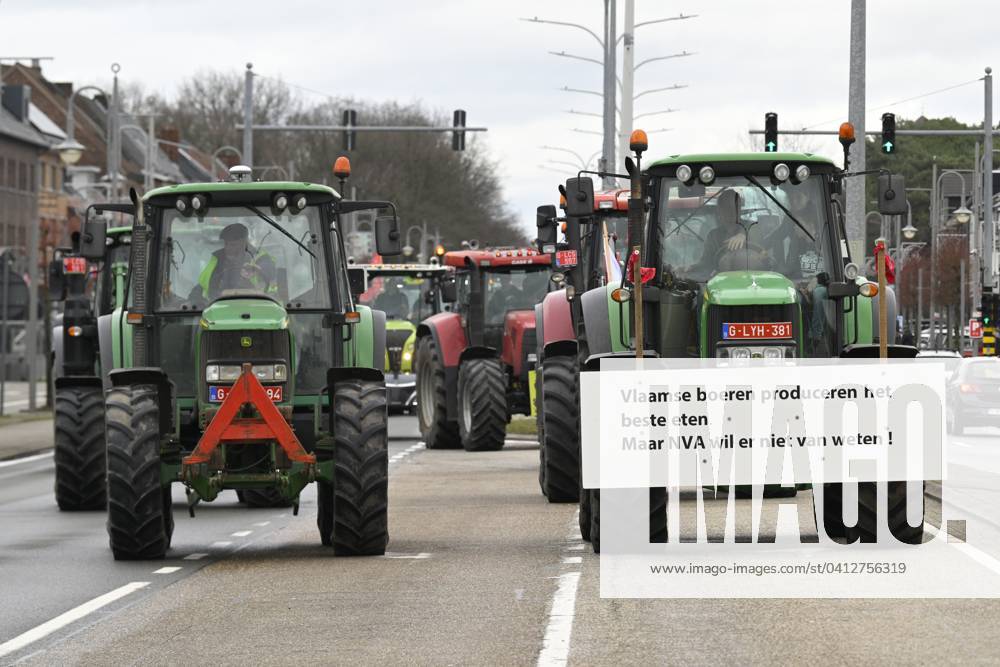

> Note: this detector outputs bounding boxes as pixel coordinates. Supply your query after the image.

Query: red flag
[873,240,895,285]
[626,249,656,285]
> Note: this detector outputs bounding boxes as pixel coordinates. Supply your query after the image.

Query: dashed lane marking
[0,581,150,659]
[0,451,53,469]
[153,567,182,574]
[183,553,208,561]
[384,552,432,559]
[231,530,252,538]
[561,556,582,565]
[926,522,1000,577]
[252,521,271,527]
[210,541,233,548]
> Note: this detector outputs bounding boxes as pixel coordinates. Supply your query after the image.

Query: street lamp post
[404,226,425,262]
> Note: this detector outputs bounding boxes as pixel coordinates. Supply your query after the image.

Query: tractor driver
[373,278,411,320]
[190,223,277,302]
[487,272,523,320]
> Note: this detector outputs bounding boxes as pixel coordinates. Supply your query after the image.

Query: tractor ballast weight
[100,166,402,559]
[415,247,551,451]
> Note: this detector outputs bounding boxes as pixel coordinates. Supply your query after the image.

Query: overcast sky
[2,0,996,235]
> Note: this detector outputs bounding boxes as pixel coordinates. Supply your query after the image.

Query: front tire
[458,358,507,452]
[54,385,107,511]
[329,379,389,556]
[539,355,580,502]
[105,385,171,560]
[415,337,461,449]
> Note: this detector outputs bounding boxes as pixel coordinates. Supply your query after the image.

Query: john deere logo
[241,336,252,348]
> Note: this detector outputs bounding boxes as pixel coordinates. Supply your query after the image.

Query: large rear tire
[105,385,171,560]
[415,336,461,449]
[539,355,580,502]
[329,379,389,556]
[54,385,107,511]
[457,358,507,452]
[822,481,924,544]
[589,488,666,554]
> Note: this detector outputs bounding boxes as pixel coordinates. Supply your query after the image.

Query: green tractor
[49,204,133,510]
[86,164,402,559]
[556,127,919,552]
[349,262,452,412]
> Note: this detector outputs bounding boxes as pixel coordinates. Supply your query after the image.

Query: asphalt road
[2,417,1000,665]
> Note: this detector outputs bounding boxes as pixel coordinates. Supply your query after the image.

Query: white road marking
[231,530,252,537]
[0,581,150,659]
[391,443,426,465]
[383,552,432,559]
[0,451,53,469]
[153,566,181,574]
[252,521,270,527]
[537,571,582,667]
[210,541,233,548]
[565,544,585,551]
[926,522,1000,577]
[537,510,584,667]
[183,553,208,561]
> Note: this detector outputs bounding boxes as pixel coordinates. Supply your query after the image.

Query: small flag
[873,240,895,285]
[626,249,656,285]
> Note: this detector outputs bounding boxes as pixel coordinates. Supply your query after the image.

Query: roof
[354,263,450,276]
[144,181,339,200]
[648,152,836,169]
[0,106,49,149]
[444,248,551,268]
[28,102,65,140]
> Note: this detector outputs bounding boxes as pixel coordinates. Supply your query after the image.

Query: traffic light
[452,109,467,151]
[342,109,358,151]
[764,112,778,152]
[881,113,896,154]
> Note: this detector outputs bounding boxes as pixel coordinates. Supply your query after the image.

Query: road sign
[970,318,983,339]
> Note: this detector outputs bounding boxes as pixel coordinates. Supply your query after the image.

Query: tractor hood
[704,272,797,306]
[504,309,536,337]
[199,298,289,331]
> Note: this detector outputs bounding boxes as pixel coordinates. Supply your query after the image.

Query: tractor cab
[351,262,452,411]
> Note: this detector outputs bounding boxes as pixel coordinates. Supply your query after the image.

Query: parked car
[916,349,963,381]
[945,358,1000,434]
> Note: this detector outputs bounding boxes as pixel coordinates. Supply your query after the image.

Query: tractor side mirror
[347,267,367,297]
[48,259,66,299]
[564,177,594,217]
[440,278,457,303]
[79,221,106,260]
[877,173,907,216]
[536,205,558,252]
[375,215,402,257]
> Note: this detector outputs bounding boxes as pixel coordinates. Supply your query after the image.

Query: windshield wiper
[743,176,814,242]
[245,206,316,259]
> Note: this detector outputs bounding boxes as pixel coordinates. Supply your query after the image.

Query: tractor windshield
[156,205,331,310]
[484,266,550,325]
[655,176,832,288]
[359,274,435,324]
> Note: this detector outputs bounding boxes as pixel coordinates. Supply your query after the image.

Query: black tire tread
[105,384,170,560]
[416,337,461,449]
[54,385,107,511]
[458,358,507,452]
[330,379,389,556]
[540,355,580,502]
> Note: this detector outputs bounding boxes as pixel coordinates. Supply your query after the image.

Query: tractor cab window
[359,274,434,324]
[484,267,550,325]
[656,176,829,288]
[157,205,331,311]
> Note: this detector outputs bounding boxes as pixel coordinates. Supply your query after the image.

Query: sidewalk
[0,415,54,460]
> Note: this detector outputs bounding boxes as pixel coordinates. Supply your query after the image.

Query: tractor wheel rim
[461,386,472,433]
[419,362,435,426]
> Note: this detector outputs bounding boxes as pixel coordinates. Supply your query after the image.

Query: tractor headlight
[730,347,751,359]
[763,347,783,360]
[676,164,692,183]
[207,363,287,382]
[698,165,716,185]
[206,364,220,382]
[252,364,289,382]
[218,365,242,381]
[273,363,288,381]
[793,165,810,183]
[403,351,413,362]
[773,163,790,182]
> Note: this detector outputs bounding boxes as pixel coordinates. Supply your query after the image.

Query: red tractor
[415,246,552,451]
[533,189,628,501]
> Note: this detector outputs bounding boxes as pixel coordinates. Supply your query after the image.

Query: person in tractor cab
[761,188,820,278]
[373,278,411,320]
[487,272,524,320]
[190,223,277,301]
[688,189,758,275]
